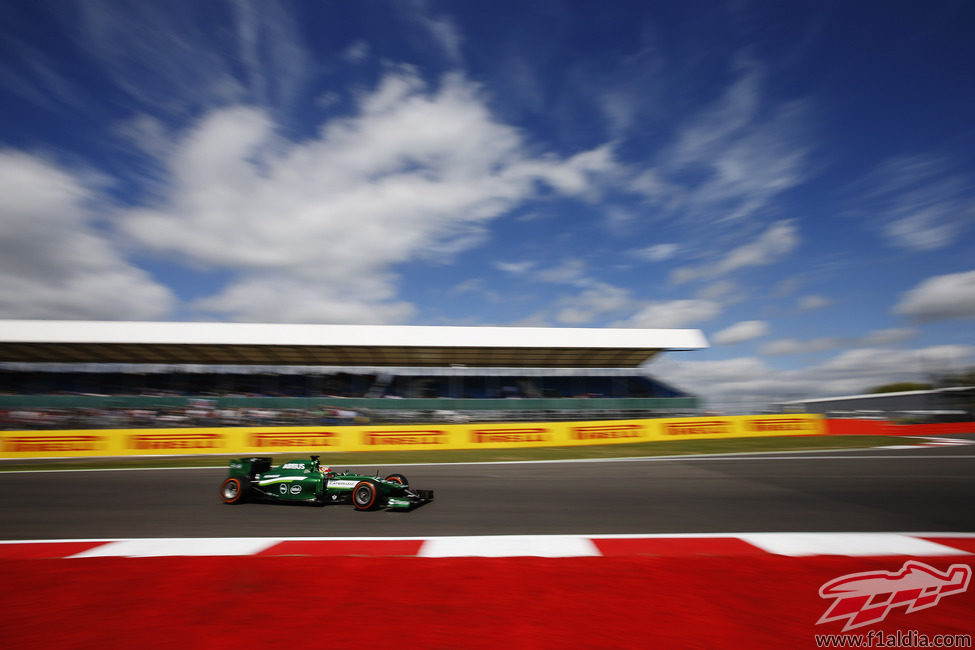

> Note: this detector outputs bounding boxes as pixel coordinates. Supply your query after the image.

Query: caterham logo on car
[326,479,358,489]
[664,420,732,436]
[364,430,448,445]
[2,434,106,453]
[129,433,223,450]
[251,432,337,447]
[471,428,550,444]
[571,424,643,440]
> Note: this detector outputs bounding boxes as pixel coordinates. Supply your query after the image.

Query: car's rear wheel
[220,477,249,504]
[384,473,408,487]
[352,479,382,510]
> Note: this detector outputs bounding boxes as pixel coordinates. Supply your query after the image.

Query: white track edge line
[3,532,975,545]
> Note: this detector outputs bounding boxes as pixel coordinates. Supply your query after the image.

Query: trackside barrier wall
[824,419,975,436]
[0,414,824,459]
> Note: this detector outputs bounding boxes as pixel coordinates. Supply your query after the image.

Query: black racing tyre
[220,477,250,504]
[352,479,382,511]
[384,473,409,487]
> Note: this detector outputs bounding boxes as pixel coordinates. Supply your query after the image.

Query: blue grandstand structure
[0,320,707,429]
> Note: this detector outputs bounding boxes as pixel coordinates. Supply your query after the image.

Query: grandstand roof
[0,320,708,368]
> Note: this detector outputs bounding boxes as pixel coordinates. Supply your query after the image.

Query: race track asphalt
[2,444,974,540]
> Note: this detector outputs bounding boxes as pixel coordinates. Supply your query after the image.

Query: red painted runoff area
[1,555,971,649]
[920,537,975,554]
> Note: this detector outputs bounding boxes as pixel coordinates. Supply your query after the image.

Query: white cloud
[192,274,414,325]
[854,155,974,251]
[316,91,341,109]
[76,3,244,111]
[631,62,811,228]
[761,337,839,356]
[385,2,465,67]
[614,299,721,328]
[798,294,830,311]
[0,151,176,319]
[760,328,917,356]
[409,9,463,64]
[653,355,800,410]
[712,320,769,345]
[603,205,636,232]
[671,220,799,284]
[512,145,619,199]
[342,40,370,63]
[627,168,677,201]
[496,258,596,287]
[118,71,619,323]
[653,344,975,413]
[860,328,916,346]
[555,283,632,325]
[6,1,313,118]
[695,280,740,302]
[894,269,975,323]
[671,67,761,165]
[535,259,589,285]
[113,114,176,171]
[816,345,973,382]
[0,36,89,112]
[494,260,536,275]
[633,243,678,262]
[718,220,799,271]
[492,259,636,325]
[886,213,958,251]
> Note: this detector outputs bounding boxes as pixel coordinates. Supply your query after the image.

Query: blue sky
[1,0,974,410]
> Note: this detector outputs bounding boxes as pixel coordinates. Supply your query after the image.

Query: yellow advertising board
[0,414,824,459]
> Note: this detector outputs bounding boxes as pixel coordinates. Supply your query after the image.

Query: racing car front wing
[387,488,435,509]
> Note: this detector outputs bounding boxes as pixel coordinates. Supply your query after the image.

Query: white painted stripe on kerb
[738,533,972,557]
[68,538,281,558]
[417,535,600,558]
[4,532,971,558]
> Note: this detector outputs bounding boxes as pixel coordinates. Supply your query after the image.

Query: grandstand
[0,320,708,428]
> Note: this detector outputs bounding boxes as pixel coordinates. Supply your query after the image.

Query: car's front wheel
[352,479,382,510]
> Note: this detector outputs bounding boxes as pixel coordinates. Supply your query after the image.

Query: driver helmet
[320,465,334,476]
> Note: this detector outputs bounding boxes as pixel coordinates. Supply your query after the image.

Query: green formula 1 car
[219,455,434,510]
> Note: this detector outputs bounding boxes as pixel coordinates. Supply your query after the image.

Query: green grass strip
[0,435,916,472]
